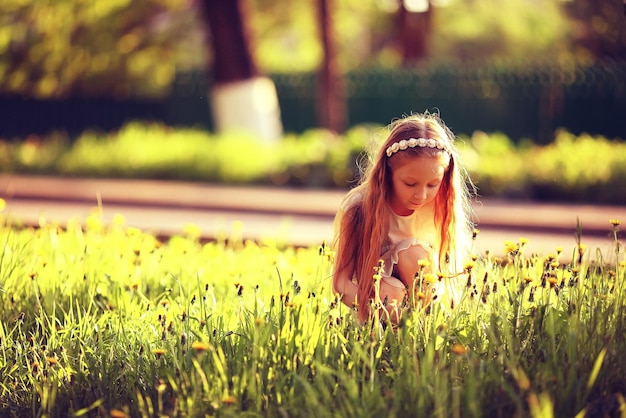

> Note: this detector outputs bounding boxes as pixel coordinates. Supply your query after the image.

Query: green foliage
[2,0,613,100]
[2,121,626,204]
[0,0,204,98]
[0,205,625,417]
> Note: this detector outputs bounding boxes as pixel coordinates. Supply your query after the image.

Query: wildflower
[191,341,211,353]
[610,219,621,227]
[472,228,480,239]
[110,410,128,418]
[152,348,167,358]
[46,356,58,366]
[504,241,518,255]
[423,273,437,285]
[418,259,431,269]
[157,379,167,393]
[452,343,467,355]
[415,291,426,300]
[519,237,529,246]
[464,261,475,272]
[223,394,237,405]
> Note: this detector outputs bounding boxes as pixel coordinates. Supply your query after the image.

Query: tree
[316,0,347,133]
[199,0,283,141]
[398,0,433,65]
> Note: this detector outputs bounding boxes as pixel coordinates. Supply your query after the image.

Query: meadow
[0,202,624,418]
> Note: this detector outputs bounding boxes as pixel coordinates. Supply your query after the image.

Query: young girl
[332,112,475,322]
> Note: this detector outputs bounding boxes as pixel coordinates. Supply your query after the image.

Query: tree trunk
[200,0,282,141]
[316,0,347,133]
[398,0,433,65]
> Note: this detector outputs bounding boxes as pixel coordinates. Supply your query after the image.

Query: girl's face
[388,154,448,216]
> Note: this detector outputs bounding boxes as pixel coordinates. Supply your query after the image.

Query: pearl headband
[385,137,448,157]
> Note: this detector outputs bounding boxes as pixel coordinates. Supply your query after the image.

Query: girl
[332,112,475,322]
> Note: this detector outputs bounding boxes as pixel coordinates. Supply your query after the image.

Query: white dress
[379,207,437,278]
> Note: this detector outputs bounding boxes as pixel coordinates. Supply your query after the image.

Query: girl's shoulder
[340,188,365,212]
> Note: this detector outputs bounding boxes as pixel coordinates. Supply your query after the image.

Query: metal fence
[2,62,625,143]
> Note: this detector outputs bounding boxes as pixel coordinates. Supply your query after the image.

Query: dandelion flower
[610,219,621,227]
[423,273,437,285]
[418,259,431,268]
[504,241,518,255]
[452,343,467,355]
[110,410,128,418]
[191,341,211,352]
[464,261,475,272]
[152,348,167,358]
[223,394,237,405]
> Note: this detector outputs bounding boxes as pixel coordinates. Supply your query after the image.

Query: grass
[0,203,625,417]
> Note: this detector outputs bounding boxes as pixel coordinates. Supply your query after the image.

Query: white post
[210,76,283,142]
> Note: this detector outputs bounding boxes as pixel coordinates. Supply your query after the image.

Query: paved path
[1,175,624,260]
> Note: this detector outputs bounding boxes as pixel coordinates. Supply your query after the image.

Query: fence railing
[2,62,625,143]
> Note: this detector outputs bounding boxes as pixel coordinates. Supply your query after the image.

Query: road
[1,175,624,261]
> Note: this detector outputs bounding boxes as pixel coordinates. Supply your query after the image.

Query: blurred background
[1,0,626,203]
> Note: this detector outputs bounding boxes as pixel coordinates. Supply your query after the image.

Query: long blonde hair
[332,112,475,321]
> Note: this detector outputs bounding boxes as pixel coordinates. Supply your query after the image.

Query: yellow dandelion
[519,237,529,246]
[610,219,621,227]
[126,226,142,236]
[415,291,426,300]
[423,273,437,285]
[110,410,128,418]
[418,259,431,268]
[191,341,211,352]
[504,241,518,255]
[464,261,475,272]
[46,356,58,366]
[547,277,558,287]
[152,348,167,358]
[112,213,126,227]
[183,223,202,239]
[157,379,167,393]
[452,343,467,355]
[223,394,237,405]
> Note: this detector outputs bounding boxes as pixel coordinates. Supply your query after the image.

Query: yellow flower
[609,219,621,227]
[418,259,431,268]
[223,394,237,405]
[191,341,211,352]
[504,241,518,255]
[423,273,437,285]
[110,410,128,418]
[452,343,467,355]
[152,348,167,358]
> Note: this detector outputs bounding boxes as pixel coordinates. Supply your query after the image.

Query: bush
[1,121,625,204]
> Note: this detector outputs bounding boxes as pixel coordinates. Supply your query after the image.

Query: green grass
[0,205,625,417]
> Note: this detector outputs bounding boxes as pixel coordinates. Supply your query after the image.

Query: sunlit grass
[0,207,624,417]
